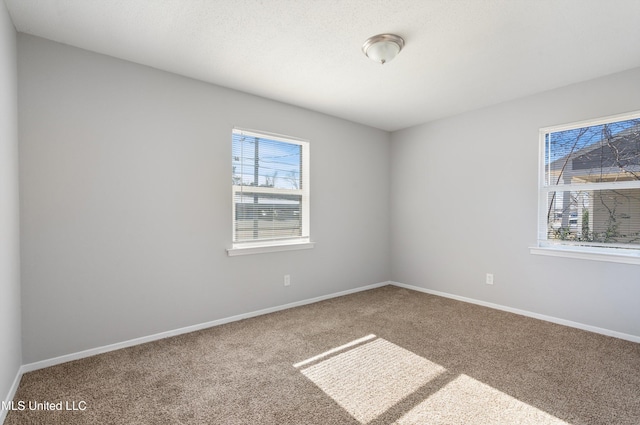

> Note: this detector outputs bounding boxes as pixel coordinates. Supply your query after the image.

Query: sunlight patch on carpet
[299,337,445,424]
[393,374,569,425]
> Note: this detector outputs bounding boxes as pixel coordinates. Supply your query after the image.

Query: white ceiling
[5,0,640,132]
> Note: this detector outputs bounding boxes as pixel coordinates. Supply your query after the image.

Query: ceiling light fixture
[362,34,405,64]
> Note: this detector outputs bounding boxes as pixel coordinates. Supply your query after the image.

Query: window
[228,128,312,256]
[533,111,640,264]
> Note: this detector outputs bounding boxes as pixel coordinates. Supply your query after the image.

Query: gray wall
[16,29,639,367]
[390,67,640,338]
[18,34,390,363]
[0,0,21,403]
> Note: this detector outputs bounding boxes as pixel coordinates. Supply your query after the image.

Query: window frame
[531,111,640,265]
[227,128,313,256]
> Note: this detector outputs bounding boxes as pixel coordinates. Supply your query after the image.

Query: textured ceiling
[6,0,640,131]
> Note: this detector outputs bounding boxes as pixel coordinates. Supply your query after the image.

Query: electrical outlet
[284,275,291,287]
[486,273,494,285]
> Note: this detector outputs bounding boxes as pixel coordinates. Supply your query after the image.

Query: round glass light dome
[362,34,405,64]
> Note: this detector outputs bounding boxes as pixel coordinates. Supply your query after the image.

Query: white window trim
[533,110,640,265]
[529,245,640,265]
[227,239,315,256]
[229,128,312,256]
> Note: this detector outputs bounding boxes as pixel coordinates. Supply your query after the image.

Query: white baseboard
[0,366,23,424]
[20,281,390,374]
[390,281,640,344]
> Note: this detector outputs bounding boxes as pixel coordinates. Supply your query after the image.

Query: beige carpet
[5,286,640,424]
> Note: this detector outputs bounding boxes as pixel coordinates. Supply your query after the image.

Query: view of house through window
[232,129,309,246]
[539,113,640,252]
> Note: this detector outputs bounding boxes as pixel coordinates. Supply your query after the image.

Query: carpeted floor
[5,286,640,424]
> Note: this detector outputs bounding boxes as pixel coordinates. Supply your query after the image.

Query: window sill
[530,246,640,265]
[227,240,315,257]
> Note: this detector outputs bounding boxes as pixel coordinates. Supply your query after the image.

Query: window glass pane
[546,189,640,246]
[232,133,302,190]
[234,192,302,242]
[546,119,640,186]
[231,129,308,245]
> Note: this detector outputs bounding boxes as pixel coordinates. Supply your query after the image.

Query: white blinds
[541,116,640,249]
[232,129,309,244]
